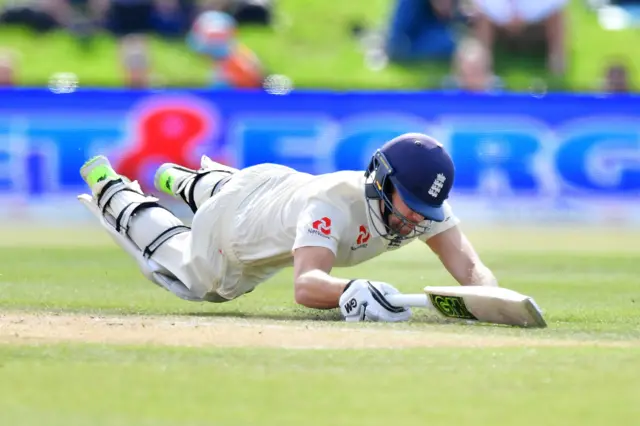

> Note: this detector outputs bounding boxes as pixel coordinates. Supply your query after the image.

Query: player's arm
[292,246,349,309]
[290,201,410,322]
[424,224,498,287]
[292,246,411,322]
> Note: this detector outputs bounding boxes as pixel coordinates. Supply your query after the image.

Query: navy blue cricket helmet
[364,132,455,239]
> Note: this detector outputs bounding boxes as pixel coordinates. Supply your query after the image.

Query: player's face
[386,190,425,236]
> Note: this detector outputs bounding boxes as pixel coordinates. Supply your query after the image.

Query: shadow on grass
[175,309,344,322]
[174,309,460,326]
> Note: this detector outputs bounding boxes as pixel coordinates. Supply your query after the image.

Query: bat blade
[423,286,547,328]
[387,286,547,328]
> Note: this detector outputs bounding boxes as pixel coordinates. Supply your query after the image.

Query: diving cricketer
[78,132,498,322]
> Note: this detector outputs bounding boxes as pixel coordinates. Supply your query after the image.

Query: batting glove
[339,279,412,322]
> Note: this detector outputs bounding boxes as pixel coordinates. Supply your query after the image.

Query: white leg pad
[78,180,207,302]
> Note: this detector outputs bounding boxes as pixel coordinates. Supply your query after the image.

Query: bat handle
[385,294,431,308]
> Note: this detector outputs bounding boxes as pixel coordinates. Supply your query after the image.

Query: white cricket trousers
[103,163,251,302]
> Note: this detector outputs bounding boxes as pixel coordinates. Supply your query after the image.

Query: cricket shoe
[79,155,124,199]
[153,159,212,214]
[153,155,221,198]
[154,155,237,213]
[153,162,197,199]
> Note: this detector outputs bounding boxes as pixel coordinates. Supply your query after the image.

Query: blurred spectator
[470,0,568,75]
[120,34,151,88]
[103,0,154,37]
[442,36,503,92]
[215,43,264,88]
[384,0,459,62]
[56,0,104,49]
[0,0,106,51]
[39,0,72,26]
[0,0,62,32]
[152,0,196,38]
[0,49,17,87]
[90,0,195,38]
[187,10,265,88]
[100,0,195,88]
[228,0,272,26]
[200,0,273,26]
[602,61,631,93]
[199,0,229,12]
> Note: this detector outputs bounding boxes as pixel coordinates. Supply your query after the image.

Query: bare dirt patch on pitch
[0,312,635,349]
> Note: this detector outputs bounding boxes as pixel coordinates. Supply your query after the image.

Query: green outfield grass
[1,345,638,426]
[0,225,639,425]
[0,0,638,90]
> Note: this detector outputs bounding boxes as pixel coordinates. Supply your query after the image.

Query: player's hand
[339,279,411,322]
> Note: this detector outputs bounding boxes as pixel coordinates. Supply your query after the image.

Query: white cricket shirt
[225,163,460,268]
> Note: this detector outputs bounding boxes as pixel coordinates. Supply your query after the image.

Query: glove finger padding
[339,279,412,323]
[341,293,367,322]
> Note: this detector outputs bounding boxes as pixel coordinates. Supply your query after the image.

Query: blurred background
[0,0,639,226]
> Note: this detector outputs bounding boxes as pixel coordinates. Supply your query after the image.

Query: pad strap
[184,172,208,213]
[112,199,192,259]
[143,225,191,259]
[115,201,160,234]
[183,170,233,213]
[98,179,141,215]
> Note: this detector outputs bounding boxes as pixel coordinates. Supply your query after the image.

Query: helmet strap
[364,149,398,232]
[380,178,395,227]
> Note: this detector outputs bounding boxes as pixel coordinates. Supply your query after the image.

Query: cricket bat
[386,286,547,328]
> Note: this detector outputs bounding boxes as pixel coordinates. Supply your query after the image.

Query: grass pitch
[0,224,639,425]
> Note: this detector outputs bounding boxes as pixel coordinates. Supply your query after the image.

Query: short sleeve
[291,199,348,255]
[418,201,461,242]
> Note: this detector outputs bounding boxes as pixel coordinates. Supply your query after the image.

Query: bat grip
[385,294,431,308]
